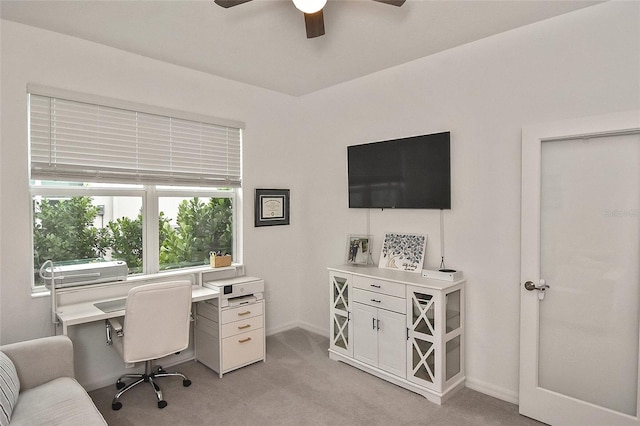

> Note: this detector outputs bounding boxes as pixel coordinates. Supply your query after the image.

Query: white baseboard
[265,321,299,336]
[295,321,328,338]
[265,321,327,338]
[464,377,519,405]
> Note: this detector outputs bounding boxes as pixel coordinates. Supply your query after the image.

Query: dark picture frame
[255,189,290,227]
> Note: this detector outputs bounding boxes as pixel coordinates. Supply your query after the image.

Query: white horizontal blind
[29,93,242,187]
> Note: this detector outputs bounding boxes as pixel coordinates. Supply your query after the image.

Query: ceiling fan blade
[371,0,406,6]
[214,0,253,8]
[304,10,325,38]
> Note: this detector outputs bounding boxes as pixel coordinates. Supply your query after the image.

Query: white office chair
[106,280,193,410]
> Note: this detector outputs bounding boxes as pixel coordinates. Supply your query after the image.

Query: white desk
[55,285,219,335]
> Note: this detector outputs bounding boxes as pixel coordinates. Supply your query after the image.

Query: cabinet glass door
[411,291,435,336]
[332,275,349,311]
[333,311,350,351]
[410,337,435,385]
[445,336,461,381]
[408,289,438,389]
[330,272,353,356]
[444,288,463,383]
[445,290,460,333]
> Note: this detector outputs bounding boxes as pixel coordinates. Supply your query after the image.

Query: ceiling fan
[214,0,406,39]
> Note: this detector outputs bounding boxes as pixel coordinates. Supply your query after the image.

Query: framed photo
[379,233,427,273]
[255,189,290,227]
[345,234,373,265]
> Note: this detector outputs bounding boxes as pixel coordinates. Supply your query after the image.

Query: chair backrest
[122,280,192,364]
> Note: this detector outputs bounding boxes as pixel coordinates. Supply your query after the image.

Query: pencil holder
[210,254,231,268]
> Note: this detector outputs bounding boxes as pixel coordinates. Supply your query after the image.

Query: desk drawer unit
[195,299,265,377]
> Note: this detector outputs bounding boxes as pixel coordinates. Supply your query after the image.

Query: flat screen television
[347,131,451,209]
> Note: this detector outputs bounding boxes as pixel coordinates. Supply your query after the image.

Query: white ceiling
[0,0,602,96]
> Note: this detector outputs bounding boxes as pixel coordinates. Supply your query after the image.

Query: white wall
[1,0,638,401]
[0,19,303,387]
[294,1,640,402]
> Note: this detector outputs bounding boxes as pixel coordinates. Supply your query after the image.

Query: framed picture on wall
[378,233,427,272]
[345,234,373,265]
[255,189,290,227]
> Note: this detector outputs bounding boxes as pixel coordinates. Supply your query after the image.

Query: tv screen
[347,131,451,209]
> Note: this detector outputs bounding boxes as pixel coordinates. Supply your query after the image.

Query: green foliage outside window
[104,214,144,274]
[159,198,233,269]
[33,197,109,268]
[33,195,233,285]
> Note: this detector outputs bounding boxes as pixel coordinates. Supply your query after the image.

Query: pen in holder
[210,251,232,268]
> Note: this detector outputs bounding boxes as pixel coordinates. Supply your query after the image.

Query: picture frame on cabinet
[379,232,427,272]
[346,234,373,265]
[254,188,290,227]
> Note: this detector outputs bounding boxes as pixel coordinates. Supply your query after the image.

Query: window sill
[31,263,242,298]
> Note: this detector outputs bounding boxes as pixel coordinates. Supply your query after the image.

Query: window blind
[29,92,242,187]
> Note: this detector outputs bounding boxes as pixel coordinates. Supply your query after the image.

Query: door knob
[524,280,550,300]
[524,280,550,291]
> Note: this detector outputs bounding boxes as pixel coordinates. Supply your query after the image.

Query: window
[158,192,234,271]
[28,86,243,290]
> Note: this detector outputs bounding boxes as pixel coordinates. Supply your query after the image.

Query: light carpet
[89,328,543,425]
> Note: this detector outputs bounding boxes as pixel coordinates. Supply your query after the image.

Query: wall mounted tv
[347,131,451,209]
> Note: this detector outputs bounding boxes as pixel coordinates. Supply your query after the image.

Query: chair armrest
[0,335,75,391]
[109,318,123,333]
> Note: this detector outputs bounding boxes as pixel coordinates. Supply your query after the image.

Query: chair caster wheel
[116,380,125,390]
[112,402,122,411]
[183,379,192,387]
[158,400,168,409]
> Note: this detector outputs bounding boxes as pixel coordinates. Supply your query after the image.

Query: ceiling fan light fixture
[292,0,327,14]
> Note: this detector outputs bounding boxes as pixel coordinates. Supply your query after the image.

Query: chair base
[111,360,191,410]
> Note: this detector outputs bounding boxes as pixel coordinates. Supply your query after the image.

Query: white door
[520,111,640,425]
[353,302,378,366]
[377,309,406,377]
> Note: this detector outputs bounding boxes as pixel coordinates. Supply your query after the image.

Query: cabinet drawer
[220,302,263,324]
[353,275,405,298]
[222,328,264,371]
[221,315,264,338]
[197,300,219,322]
[353,288,405,314]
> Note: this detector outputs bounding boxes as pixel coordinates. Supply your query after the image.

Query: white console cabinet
[328,265,465,404]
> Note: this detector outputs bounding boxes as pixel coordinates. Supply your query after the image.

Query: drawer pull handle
[238,324,251,330]
[371,299,381,303]
[370,284,381,288]
[239,337,252,343]
[237,311,251,316]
